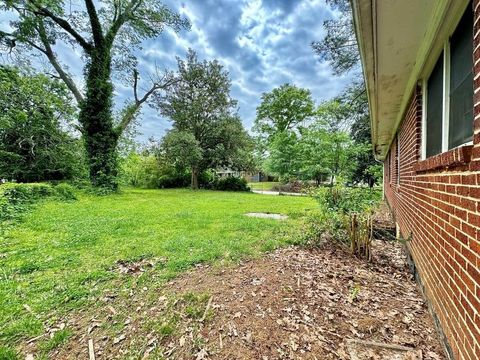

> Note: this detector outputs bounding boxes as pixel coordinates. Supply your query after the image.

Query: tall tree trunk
[191,166,199,190]
[79,47,119,190]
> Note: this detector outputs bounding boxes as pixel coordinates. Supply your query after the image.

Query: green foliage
[120,153,163,189]
[314,185,381,214]
[214,177,250,192]
[38,329,71,353]
[120,152,190,189]
[158,50,253,188]
[0,346,19,360]
[265,131,302,181]
[303,185,382,247]
[0,182,77,222]
[161,130,203,172]
[254,84,315,180]
[0,66,86,182]
[254,83,315,140]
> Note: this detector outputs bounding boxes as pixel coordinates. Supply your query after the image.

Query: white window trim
[442,41,450,153]
[421,79,427,160]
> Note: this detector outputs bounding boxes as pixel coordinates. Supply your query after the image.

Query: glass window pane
[449,5,473,149]
[426,53,444,158]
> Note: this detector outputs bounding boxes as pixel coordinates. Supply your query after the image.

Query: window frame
[421,10,474,160]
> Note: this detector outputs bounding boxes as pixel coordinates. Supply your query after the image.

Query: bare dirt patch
[245,212,288,220]
[28,238,447,360]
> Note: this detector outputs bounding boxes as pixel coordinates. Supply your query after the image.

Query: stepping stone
[347,339,422,360]
[245,212,288,220]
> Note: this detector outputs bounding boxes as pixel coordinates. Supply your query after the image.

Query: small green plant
[349,283,361,302]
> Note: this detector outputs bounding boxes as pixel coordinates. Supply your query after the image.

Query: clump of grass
[38,329,71,354]
[0,345,20,360]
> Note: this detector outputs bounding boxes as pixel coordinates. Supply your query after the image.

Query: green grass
[247,182,280,191]
[0,188,315,349]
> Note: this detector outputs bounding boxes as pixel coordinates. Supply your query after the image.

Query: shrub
[314,185,381,214]
[53,183,78,201]
[304,185,382,249]
[214,177,250,191]
[120,153,190,189]
[0,182,77,222]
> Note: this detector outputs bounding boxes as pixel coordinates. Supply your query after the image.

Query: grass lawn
[0,188,315,350]
[247,181,280,191]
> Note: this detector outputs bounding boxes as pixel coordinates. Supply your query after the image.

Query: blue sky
[0,0,349,142]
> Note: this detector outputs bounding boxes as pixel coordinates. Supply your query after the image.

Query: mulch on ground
[33,237,446,360]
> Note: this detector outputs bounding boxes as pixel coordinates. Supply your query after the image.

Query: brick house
[352,0,480,359]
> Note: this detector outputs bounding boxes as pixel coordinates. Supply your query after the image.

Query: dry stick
[199,296,213,322]
[88,339,95,360]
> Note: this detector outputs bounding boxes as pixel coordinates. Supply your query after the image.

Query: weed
[349,284,361,302]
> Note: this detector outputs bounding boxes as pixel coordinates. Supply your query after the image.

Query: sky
[0,0,350,142]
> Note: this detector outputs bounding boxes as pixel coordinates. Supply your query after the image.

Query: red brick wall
[383,2,480,359]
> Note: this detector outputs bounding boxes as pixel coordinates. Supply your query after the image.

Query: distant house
[215,168,270,182]
[353,1,480,359]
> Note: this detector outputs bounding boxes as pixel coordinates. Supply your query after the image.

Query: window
[449,7,473,149]
[396,135,400,185]
[426,54,444,158]
[423,3,473,159]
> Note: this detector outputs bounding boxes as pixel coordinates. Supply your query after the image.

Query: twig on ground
[200,296,213,322]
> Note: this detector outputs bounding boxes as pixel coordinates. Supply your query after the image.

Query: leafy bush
[53,183,78,201]
[303,185,382,248]
[213,177,250,191]
[314,185,381,214]
[120,153,190,189]
[157,170,190,188]
[0,66,87,183]
[0,182,77,222]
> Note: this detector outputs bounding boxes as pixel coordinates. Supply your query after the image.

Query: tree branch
[116,69,176,134]
[37,20,85,105]
[105,0,143,47]
[84,0,104,47]
[28,0,93,52]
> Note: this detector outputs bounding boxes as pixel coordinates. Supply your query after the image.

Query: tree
[265,131,302,181]
[0,1,190,190]
[301,100,357,185]
[312,0,359,76]
[312,0,380,186]
[158,50,252,189]
[0,66,85,182]
[254,84,315,141]
[253,84,315,181]
[161,130,203,189]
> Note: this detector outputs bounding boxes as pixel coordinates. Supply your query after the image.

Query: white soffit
[374,0,435,158]
[353,0,458,160]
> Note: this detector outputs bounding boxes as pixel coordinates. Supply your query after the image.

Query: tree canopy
[158,50,253,189]
[0,66,85,182]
